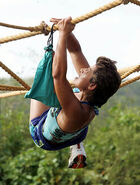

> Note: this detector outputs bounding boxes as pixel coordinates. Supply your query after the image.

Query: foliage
[0,80,140,185]
[86,105,140,185]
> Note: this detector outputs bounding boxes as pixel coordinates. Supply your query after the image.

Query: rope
[0,21,50,33]
[0,61,30,90]
[2,0,139,44]
[120,75,140,88]
[129,0,140,6]
[0,90,28,98]
[0,74,139,98]
[0,0,124,44]
[121,65,140,79]
[118,65,140,76]
[71,0,124,25]
[0,0,139,97]
[0,85,26,91]
[0,21,50,44]
[0,31,42,44]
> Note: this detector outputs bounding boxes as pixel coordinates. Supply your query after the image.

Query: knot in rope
[29,21,50,35]
[39,21,50,35]
[123,0,130,4]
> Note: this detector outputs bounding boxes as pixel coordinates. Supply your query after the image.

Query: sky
[0,0,140,80]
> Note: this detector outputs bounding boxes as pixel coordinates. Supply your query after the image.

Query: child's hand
[50,17,75,37]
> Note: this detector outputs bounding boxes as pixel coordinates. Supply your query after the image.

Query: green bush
[0,96,31,158]
[1,104,140,185]
[1,81,140,184]
[1,148,86,185]
[86,105,140,185]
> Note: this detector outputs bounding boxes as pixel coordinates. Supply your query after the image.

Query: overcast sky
[0,0,140,80]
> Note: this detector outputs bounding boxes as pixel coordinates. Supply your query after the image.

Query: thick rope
[118,65,140,76]
[120,75,140,88]
[0,0,139,97]
[0,0,124,44]
[0,85,26,91]
[0,21,49,44]
[71,0,124,24]
[0,91,28,98]
[0,31,42,44]
[121,65,140,79]
[0,21,49,33]
[0,61,30,90]
[129,0,140,6]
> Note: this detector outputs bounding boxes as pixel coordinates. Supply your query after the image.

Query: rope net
[0,0,140,98]
[0,0,139,44]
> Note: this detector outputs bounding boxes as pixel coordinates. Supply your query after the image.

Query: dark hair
[86,56,121,107]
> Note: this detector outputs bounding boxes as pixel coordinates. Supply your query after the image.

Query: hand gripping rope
[0,0,140,44]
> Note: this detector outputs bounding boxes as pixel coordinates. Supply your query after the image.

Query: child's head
[84,56,121,107]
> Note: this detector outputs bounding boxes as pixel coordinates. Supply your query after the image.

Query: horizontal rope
[0,0,124,44]
[0,21,50,33]
[0,61,30,90]
[0,22,37,31]
[0,31,42,44]
[0,90,28,98]
[0,85,26,91]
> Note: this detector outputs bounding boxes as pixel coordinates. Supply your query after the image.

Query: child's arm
[50,18,89,75]
[52,17,81,114]
[67,33,90,75]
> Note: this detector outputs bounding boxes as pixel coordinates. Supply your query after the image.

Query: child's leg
[29,99,50,121]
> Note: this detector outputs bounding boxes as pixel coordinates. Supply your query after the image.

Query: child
[28,17,121,168]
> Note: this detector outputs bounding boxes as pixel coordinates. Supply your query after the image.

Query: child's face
[74,65,96,90]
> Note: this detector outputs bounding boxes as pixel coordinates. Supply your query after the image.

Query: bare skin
[30,17,96,133]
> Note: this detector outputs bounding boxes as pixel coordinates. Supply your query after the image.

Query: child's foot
[68,142,87,169]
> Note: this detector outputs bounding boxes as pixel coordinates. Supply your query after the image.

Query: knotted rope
[0,21,49,33]
[1,0,139,44]
[0,0,127,44]
[0,0,139,44]
[0,0,140,97]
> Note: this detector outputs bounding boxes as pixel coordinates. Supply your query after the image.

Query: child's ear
[88,83,96,91]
